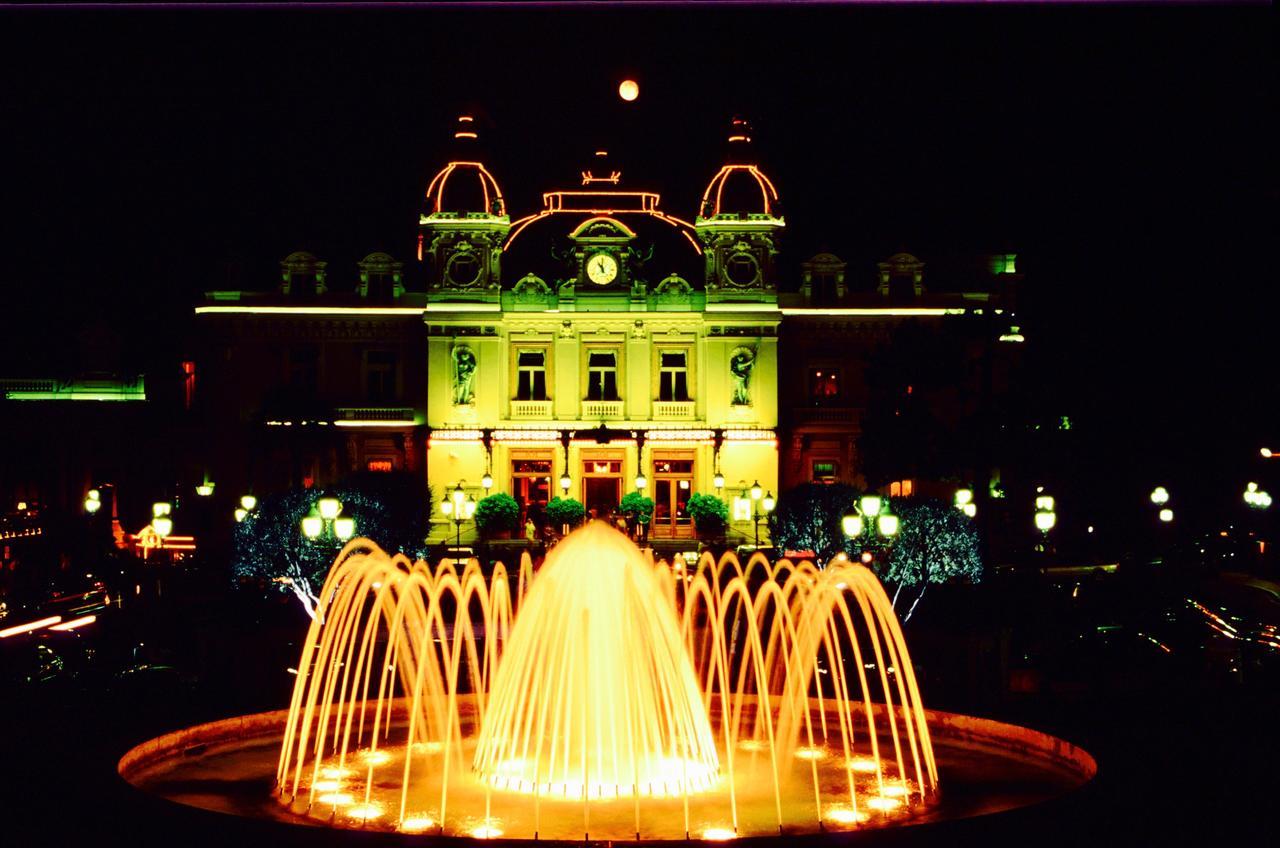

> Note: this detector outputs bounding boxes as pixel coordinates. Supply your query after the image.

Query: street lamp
[441,484,475,551]
[240,494,258,511]
[713,471,725,493]
[84,490,102,514]
[635,471,647,490]
[152,516,173,538]
[1150,486,1169,506]
[301,497,353,541]
[481,472,493,493]
[1244,482,1272,509]
[842,495,900,562]
[746,482,772,549]
[1158,508,1174,523]
[559,473,572,494]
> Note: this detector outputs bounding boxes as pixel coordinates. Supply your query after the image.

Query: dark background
[1,4,1273,517]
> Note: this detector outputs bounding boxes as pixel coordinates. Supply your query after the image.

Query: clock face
[586,252,619,285]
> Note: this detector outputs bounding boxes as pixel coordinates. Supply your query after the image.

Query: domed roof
[424,160,506,217]
[422,115,507,218]
[698,164,780,218]
[697,116,781,219]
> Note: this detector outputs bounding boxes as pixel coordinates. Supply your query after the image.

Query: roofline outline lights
[779,307,965,317]
[195,306,425,316]
[700,164,780,218]
[425,161,506,217]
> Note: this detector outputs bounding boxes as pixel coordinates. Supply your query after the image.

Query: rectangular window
[181,360,196,410]
[812,460,839,483]
[658,351,689,401]
[809,368,840,405]
[516,350,547,400]
[365,351,397,403]
[586,350,619,400]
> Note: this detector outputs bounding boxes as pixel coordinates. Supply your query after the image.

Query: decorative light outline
[700,164,780,218]
[195,306,424,316]
[424,161,506,218]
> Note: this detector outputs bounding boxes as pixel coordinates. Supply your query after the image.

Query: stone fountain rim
[118,697,1096,788]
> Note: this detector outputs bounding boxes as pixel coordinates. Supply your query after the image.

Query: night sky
[1,4,1273,507]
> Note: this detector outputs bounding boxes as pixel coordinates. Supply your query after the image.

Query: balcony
[334,406,416,422]
[791,406,859,426]
[581,400,624,420]
[509,399,553,419]
[652,400,695,420]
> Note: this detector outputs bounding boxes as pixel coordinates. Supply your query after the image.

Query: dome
[424,160,506,218]
[698,164,780,219]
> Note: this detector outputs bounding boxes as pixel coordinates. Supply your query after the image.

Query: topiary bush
[474,492,521,536]
[686,492,730,538]
[545,496,586,530]
[619,491,655,525]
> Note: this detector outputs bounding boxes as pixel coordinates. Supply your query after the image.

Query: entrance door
[511,456,553,531]
[652,456,694,538]
[582,456,623,520]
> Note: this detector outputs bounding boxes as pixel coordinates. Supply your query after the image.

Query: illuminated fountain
[121,522,1095,841]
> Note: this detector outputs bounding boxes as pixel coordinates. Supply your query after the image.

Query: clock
[723,252,760,287]
[585,252,619,285]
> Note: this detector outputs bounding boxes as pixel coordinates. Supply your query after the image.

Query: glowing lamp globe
[84,497,101,514]
[618,79,639,101]
[859,494,882,517]
[196,484,214,497]
[240,495,257,511]
[962,502,977,518]
[559,473,572,492]
[1035,495,1055,512]
[635,473,647,490]
[877,513,900,537]
[333,517,356,541]
[762,492,776,513]
[842,511,863,538]
[317,497,342,520]
[464,497,477,520]
[441,500,453,517]
[153,501,171,518]
[954,488,973,507]
[1150,487,1169,506]
[1158,508,1174,523]
[1034,510,1056,532]
[87,489,100,502]
[481,472,493,491]
[713,472,725,489]
[750,481,763,501]
[152,517,173,538]
[234,507,248,522]
[301,516,323,539]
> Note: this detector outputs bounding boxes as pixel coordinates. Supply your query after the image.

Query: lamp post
[440,483,476,551]
[746,480,773,549]
[842,494,900,565]
[301,496,356,542]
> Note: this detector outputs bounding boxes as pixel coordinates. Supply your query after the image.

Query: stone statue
[452,346,477,406]
[730,347,756,406]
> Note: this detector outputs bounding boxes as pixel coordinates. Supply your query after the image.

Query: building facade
[191,116,1021,544]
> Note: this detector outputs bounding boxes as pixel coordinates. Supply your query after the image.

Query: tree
[686,493,729,539]
[474,493,521,537]
[545,496,585,530]
[232,479,428,618]
[767,483,860,562]
[619,491,655,525]
[876,499,982,621]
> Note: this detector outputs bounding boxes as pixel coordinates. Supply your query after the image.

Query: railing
[791,406,858,424]
[510,400,553,419]
[581,400,624,420]
[652,401,695,420]
[334,406,416,422]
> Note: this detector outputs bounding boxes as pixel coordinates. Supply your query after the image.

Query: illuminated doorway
[652,453,694,538]
[511,452,553,531]
[581,453,623,520]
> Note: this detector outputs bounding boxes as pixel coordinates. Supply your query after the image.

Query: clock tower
[419,116,510,304]
[695,117,783,306]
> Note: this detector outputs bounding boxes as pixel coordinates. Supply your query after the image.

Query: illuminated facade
[192,115,1020,543]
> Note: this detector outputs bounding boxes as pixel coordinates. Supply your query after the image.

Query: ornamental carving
[730,346,757,406]
[451,345,477,406]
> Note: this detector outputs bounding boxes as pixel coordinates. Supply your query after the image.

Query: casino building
[192,116,1021,544]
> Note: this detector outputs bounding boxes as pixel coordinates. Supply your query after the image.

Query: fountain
[120,522,1095,842]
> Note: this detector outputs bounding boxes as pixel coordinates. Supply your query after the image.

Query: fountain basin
[119,699,1094,842]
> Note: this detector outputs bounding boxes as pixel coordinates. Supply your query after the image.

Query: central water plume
[473,522,719,799]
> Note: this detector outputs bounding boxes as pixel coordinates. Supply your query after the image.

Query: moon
[618,79,639,102]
